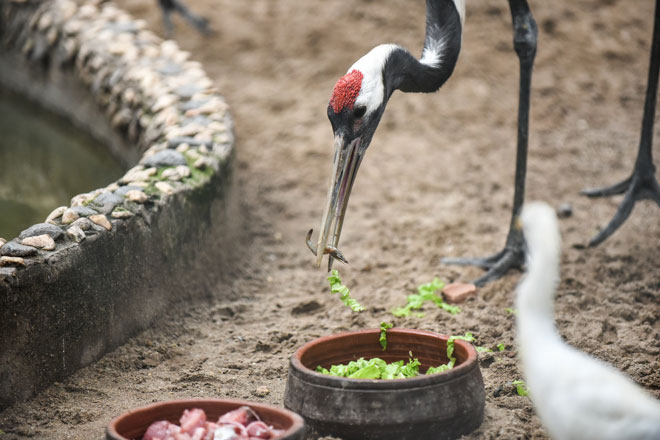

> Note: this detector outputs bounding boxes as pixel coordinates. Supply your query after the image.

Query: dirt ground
[1,0,660,438]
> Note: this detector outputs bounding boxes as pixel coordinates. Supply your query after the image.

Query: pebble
[114,185,144,197]
[167,136,211,149]
[46,206,67,223]
[442,283,478,304]
[19,223,64,240]
[0,238,6,247]
[161,165,190,181]
[71,218,93,231]
[186,149,202,161]
[111,209,134,219]
[67,225,86,243]
[0,267,17,277]
[253,386,270,398]
[155,181,174,195]
[0,256,25,267]
[70,205,98,217]
[21,234,56,251]
[152,94,177,112]
[90,192,124,214]
[1,241,38,257]
[142,149,187,168]
[61,208,80,225]
[557,203,573,219]
[70,192,97,207]
[89,214,112,231]
[175,142,190,153]
[157,63,183,75]
[125,190,147,203]
[194,157,212,170]
[127,181,150,188]
[174,83,204,98]
[121,166,156,184]
[105,182,120,192]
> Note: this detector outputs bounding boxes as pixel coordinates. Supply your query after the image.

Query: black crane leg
[442,0,537,286]
[157,0,210,38]
[172,0,210,35]
[580,0,660,247]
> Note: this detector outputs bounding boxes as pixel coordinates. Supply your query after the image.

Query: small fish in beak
[305,229,349,266]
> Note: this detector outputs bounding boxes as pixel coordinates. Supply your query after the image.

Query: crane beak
[311,134,363,270]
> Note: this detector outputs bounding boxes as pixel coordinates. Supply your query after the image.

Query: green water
[0,89,126,239]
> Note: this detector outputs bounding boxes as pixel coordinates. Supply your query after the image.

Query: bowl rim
[289,328,479,390]
[105,397,305,440]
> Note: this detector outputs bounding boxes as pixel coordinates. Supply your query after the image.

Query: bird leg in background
[157,0,211,39]
[442,0,537,286]
[581,0,660,247]
[305,229,349,265]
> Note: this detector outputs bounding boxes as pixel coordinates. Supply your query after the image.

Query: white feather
[517,202,660,440]
[348,43,399,116]
[420,31,449,68]
[420,0,465,68]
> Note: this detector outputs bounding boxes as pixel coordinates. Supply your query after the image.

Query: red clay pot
[106,398,305,440]
[284,328,485,440]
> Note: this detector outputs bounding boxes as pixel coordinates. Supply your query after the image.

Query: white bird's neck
[516,278,563,350]
[516,203,565,357]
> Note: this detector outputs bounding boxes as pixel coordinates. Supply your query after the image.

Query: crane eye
[354,106,366,119]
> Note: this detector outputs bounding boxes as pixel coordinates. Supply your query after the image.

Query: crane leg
[442,0,537,286]
[157,0,210,38]
[580,0,660,247]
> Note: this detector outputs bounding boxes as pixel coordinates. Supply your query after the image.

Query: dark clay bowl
[106,398,305,440]
[284,328,485,440]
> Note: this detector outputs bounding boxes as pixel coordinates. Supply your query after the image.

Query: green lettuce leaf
[327,270,365,312]
[379,322,393,350]
[391,277,460,317]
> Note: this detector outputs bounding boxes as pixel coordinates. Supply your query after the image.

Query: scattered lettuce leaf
[392,277,460,317]
[512,379,529,396]
[379,322,393,350]
[476,346,493,353]
[327,270,365,312]
[497,343,506,352]
[505,308,518,316]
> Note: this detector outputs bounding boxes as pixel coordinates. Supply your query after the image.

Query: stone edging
[0,0,237,409]
[0,0,233,270]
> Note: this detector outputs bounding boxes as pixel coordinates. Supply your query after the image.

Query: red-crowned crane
[307,0,535,286]
[157,0,210,38]
[307,0,660,285]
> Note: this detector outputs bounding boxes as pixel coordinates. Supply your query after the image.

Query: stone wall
[0,0,238,409]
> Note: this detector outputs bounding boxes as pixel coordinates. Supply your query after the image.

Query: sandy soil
[1,0,660,438]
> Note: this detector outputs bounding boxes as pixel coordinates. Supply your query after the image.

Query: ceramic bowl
[284,328,485,440]
[106,398,305,440]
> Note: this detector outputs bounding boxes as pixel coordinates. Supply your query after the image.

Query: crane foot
[581,175,632,198]
[442,244,525,287]
[582,172,660,247]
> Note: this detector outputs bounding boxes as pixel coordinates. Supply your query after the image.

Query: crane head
[311,45,397,269]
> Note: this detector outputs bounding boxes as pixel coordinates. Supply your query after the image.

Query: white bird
[516,202,660,440]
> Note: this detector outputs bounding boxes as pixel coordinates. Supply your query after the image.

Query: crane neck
[384,0,463,95]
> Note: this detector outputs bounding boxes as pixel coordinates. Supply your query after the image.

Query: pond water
[0,89,126,239]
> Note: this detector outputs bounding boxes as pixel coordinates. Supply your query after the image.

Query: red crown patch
[329,70,363,114]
